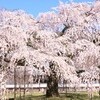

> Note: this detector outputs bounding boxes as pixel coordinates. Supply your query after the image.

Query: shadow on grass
[64,93,88,100]
[16,95,46,100]
[10,93,100,100]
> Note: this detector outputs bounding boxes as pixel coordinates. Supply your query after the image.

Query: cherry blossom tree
[0,9,77,98]
[0,0,100,99]
[37,0,100,97]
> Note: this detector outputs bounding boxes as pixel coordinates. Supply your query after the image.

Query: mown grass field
[8,91,100,100]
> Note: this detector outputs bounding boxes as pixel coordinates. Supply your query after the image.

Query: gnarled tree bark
[46,61,59,97]
[46,74,59,97]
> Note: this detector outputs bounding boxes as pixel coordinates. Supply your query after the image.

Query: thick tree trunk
[46,74,59,97]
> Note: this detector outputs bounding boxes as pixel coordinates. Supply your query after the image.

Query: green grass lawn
[8,92,99,100]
